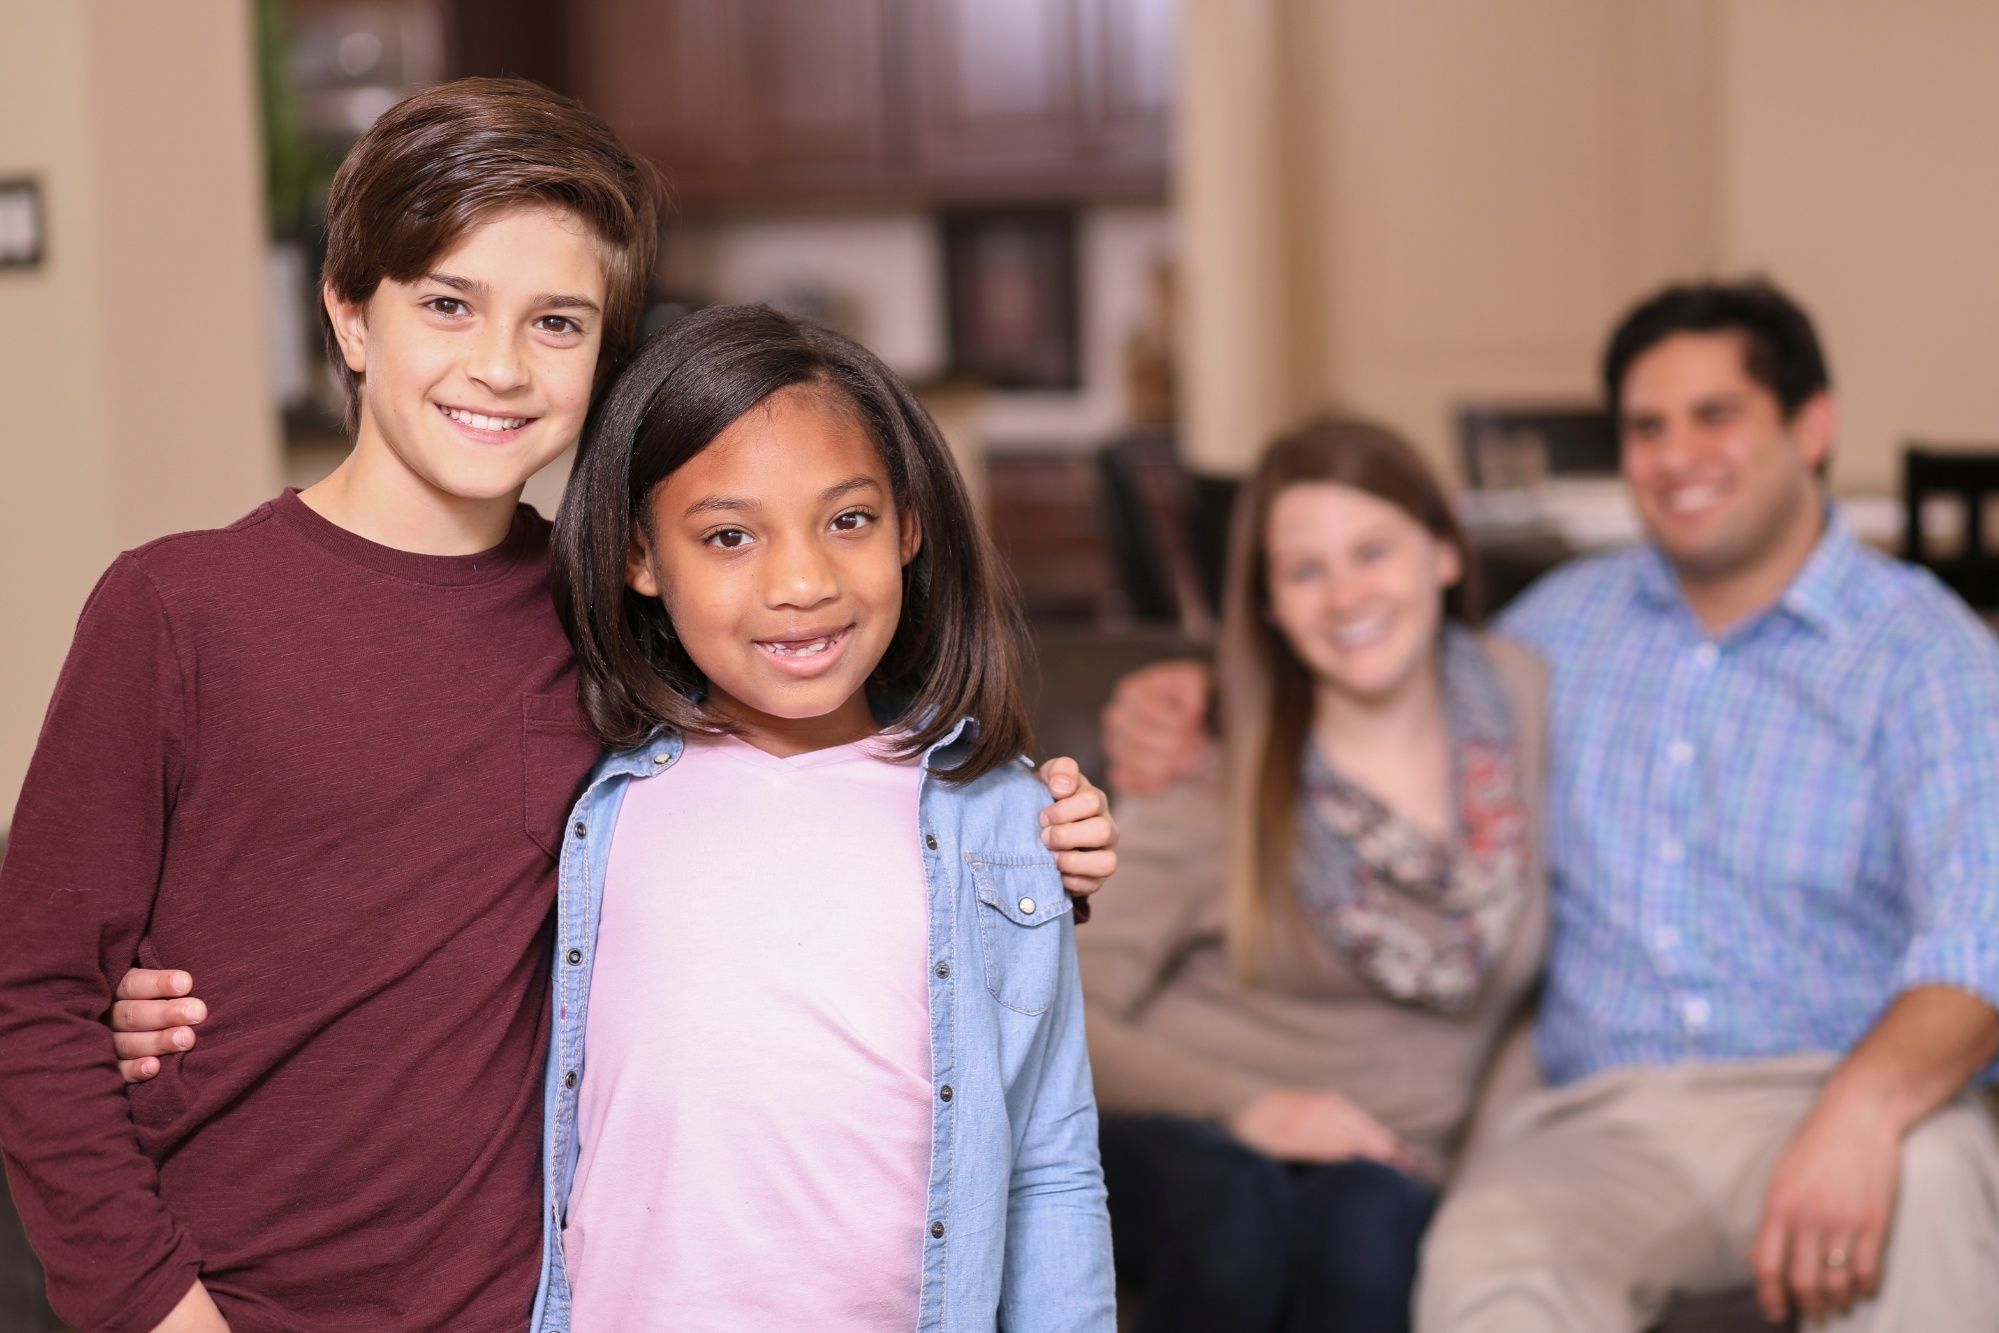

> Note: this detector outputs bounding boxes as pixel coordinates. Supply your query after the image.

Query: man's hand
[150,1279,230,1332]
[1099,659,1213,795]
[1036,757,1118,900]
[111,968,207,1084]
[1228,1087,1419,1172]
[1749,1086,1902,1323]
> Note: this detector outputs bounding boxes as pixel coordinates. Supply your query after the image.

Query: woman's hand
[1229,1087,1419,1171]
[110,967,207,1083]
[1100,660,1214,795]
[1037,757,1119,900]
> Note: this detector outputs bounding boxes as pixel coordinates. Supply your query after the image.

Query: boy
[0,78,1116,1333]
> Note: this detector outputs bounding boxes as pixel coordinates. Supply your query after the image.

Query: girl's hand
[110,967,207,1083]
[1036,757,1119,900]
[1229,1087,1419,1172]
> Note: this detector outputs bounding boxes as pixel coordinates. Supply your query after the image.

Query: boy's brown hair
[320,76,664,431]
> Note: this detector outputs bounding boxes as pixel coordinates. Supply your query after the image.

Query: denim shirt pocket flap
[967,853,1069,1015]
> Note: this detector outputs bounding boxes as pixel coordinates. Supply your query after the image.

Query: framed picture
[942,209,1080,390]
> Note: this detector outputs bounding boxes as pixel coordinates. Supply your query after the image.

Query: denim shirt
[530,718,1115,1333]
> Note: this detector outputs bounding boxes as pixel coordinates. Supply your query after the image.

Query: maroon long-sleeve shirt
[0,491,604,1332]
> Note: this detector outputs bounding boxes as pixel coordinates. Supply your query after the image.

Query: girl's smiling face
[626,385,921,757]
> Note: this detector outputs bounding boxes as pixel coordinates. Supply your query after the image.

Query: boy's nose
[467,328,530,393]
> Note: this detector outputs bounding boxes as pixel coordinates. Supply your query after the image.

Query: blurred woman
[1079,417,1547,1333]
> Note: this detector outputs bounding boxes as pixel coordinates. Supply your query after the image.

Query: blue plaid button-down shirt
[1497,512,1999,1086]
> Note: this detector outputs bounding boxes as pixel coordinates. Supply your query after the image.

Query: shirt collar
[1631,508,1856,640]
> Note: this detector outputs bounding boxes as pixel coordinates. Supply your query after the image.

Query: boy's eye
[830,509,877,533]
[535,314,584,336]
[424,297,470,318]
[704,528,753,550]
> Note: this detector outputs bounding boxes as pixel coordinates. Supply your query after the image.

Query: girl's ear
[626,529,661,598]
[898,506,923,566]
[323,282,369,375]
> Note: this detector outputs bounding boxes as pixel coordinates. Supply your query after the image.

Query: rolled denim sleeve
[1881,617,1999,1013]
[1000,914,1117,1332]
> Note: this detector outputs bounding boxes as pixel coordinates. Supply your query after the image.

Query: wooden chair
[1904,445,1999,609]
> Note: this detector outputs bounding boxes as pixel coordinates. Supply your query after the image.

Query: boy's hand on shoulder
[150,1279,230,1333]
[1036,757,1118,905]
[110,967,207,1083]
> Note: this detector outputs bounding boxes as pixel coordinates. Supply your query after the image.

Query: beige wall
[1181,0,1998,495]
[0,0,278,820]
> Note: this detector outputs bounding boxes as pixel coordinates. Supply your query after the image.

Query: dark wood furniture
[1905,445,1999,610]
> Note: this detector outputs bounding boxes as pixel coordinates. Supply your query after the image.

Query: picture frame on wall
[941,209,1080,391]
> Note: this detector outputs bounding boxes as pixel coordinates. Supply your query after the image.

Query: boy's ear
[323,282,369,375]
[898,507,923,566]
[626,529,661,599]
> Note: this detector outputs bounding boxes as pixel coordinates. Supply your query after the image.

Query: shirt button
[1659,838,1684,864]
[564,1070,577,1088]
[572,821,588,839]
[1018,897,1037,915]
[939,1084,954,1102]
[566,948,583,965]
[925,835,939,851]
[652,753,670,765]
[930,1221,946,1239]
[1693,643,1719,669]
[1683,997,1711,1028]
[935,962,950,979]
[1667,740,1694,766]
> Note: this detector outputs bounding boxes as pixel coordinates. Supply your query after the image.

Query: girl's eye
[535,314,584,336]
[424,297,470,318]
[830,509,877,533]
[1278,562,1320,584]
[1356,542,1391,563]
[704,528,753,551]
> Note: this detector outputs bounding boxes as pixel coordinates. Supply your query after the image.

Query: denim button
[566,948,583,965]
[939,1084,953,1102]
[925,834,939,850]
[930,1221,945,1239]
[935,962,950,978]
[564,1070,577,1088]
[1018,897,1037,915]
[572,821,587,839]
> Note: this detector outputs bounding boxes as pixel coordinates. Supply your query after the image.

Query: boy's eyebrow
[423,271,603,314]
[682,477,881,519]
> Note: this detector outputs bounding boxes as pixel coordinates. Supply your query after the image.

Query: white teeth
[1331,616,1391,649]
[762,637,834,658]
[441,406,527,432]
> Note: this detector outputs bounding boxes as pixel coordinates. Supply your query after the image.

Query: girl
[530,304,1116,1332]
[1078,418,1549,1333]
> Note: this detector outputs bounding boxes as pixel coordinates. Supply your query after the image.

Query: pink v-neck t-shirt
[565,733,933,1331]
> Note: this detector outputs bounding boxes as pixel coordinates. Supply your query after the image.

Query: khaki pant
[1415,1055,1999,1333]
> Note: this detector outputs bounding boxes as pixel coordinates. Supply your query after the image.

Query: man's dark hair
[1602,278,1831,424]
[551,303,1035,782]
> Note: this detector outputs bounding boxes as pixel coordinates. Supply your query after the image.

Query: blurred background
[3,1,1999,1323]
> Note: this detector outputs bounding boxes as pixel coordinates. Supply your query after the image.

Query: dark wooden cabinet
[544,0,1171,211]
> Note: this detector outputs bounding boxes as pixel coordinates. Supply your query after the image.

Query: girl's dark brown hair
[319,76,665,432]
[552,304,1035,782]
[1217,416,1477,974]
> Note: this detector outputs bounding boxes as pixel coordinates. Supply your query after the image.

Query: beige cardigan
[1078,634,1549,1181]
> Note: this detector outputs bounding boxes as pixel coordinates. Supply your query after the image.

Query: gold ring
[1825,1249,1850,1270]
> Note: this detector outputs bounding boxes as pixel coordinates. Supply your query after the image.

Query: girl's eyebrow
[683,476,881,519]
[423,271,602,314]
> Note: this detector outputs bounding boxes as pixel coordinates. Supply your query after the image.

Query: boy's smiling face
[325,205,609,511]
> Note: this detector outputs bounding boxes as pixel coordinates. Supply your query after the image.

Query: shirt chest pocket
[523,690,603,859]
[968,854,1070,1015]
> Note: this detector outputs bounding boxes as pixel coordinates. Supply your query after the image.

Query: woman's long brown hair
[1216,417,1478,975]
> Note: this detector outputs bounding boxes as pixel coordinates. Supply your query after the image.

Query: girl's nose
[764,535,838,609]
